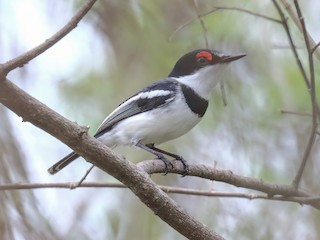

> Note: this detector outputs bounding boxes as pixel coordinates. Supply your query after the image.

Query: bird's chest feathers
[139,98,201,144]
[114,93,203,145]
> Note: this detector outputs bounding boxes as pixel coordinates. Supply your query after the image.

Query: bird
[48,49,245,175]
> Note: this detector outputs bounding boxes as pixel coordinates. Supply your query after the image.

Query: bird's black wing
[94,78,178,138]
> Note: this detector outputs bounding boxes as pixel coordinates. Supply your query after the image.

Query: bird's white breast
[97,92,201,147]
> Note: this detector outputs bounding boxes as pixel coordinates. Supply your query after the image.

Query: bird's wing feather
[94,78,178,138]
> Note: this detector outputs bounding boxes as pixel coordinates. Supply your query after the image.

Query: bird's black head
[168,49,246,78]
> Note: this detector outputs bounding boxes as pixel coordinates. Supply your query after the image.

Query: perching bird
[48,49,245,175]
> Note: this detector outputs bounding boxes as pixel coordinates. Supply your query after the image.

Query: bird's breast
[98,94,202,146]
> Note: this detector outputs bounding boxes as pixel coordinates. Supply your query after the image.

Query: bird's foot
[157,156,174,176]
[174,156,189,177]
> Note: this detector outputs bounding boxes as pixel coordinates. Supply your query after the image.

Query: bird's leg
[146,144,189,176]
[135,142,173,175]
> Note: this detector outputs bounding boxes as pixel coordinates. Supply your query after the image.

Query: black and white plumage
[48,49,245,174]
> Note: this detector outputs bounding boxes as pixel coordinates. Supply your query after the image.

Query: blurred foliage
[1,0,320,239]
[0,108,58,239]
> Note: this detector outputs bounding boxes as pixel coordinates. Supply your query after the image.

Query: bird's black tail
[48,151,80,175]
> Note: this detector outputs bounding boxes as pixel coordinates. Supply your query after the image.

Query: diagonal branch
[271,0,309,86]
[311,42,320,54]
[0,79,223,240]
[280,0,320,60]
[272,0,320,119]
[0,0,97,78]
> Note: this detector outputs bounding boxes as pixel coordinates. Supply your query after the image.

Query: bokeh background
[0,0,320,239]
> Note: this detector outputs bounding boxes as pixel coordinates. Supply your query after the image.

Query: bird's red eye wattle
[196,51,213,62]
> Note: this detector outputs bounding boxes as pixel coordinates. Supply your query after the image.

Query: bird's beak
[219,53,246,63]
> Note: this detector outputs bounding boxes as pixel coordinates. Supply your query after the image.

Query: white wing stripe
[109,90,171,113]
[97,90,173,131]
[131,90,172,101]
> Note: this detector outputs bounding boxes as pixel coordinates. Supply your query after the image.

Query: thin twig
[70,165,95,189]
[0,0,97,76]
[169,6,280,41]
[280,109,312,117]
[280,0,320,60]
[193,1,228,106]
[0,182,319,207]
[209,6,282,24]
[271,0,309,87]
[311,42,320,55]
[2,159,319,209]
[0,182,124,190]
[169,17,203,42]
[291,0,318,188]
[193,0,209,48]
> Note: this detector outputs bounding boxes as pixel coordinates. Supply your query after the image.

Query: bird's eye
[197,56,208,66]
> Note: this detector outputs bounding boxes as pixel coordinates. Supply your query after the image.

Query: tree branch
[272,0,320,189]
[138,160,320,205]
[291,0,318,188]
[1,181,319,207]
[280,0,320,60]
[272,0,320,119]
[280,109,312,117]
[169,6,280,42]
[0,79,223,240]
[193,0,228,106]
[0,0,97,78]
[271,0,309,87]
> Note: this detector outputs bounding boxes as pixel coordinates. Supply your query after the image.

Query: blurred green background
[0,0,319,239]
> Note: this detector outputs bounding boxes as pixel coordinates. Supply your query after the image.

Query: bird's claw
[157,155,189,176]
[157,157,173,175]
[174,156,189,177]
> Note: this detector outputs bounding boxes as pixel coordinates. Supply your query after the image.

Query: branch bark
[1,181,319,207]
[138,160,320,210]
[0,79,223,240]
